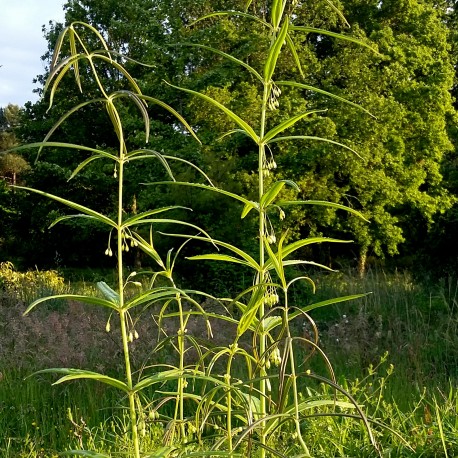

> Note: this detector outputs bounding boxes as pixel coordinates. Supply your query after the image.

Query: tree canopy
[6,0,458,276]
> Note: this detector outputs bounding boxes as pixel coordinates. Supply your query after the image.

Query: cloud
[0,0,65,107]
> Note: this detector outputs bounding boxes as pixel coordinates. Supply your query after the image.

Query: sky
[0,0,66,108]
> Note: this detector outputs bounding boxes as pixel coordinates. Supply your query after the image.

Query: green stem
[117,157,140,458]
[226,347,235,451]
[285,295,310,456]
[177,295,187,440]
[257,78,271,458]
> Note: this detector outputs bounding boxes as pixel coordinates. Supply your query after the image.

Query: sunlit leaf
[291,26,380,55]
[277,199,368,221]
[122,207,189,228]
[139,94,201,144]
[238,284,266,336]
[190,11,271,30]
[285,33,305,79]
[267,135,362,158]
[290,293,371,318]
[264,18,289,82]
[241,200,259,218]
[32,368,129,392]
[151,181,259,209]
[97,281,120,305]
[324,0,351,27]
[23,294,120,316]
[164,82,259,143]
[262,110,326,144]
[271,0,285,29]
[126,149,175,181]
[176,43,262,83]
[188,253,253,267]
[277,80,375,118]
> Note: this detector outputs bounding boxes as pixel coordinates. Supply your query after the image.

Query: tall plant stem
[225,346,236,451]
[171,292,187,442]
[257,79,270,458]
[117,157,140,458]
[284,297,310,456]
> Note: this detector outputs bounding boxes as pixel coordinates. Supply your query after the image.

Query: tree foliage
[9,0,458,276]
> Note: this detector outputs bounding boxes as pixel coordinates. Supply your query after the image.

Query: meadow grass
[1,268,458,456]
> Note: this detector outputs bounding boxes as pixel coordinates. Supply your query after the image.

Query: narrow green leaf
[290,293,370,318]
[274,236,352,261]
[264,18,289,82]
[262,109,326,143]
[122,206,189,228]
[126,149,175,180]
[263,316,282,333]
[71,21,111,53]
[278,199,368,221]
[277,80,375,118]
[96,282,120,305]
[291,26,380,55]
[260,181,285,209]
[9,142,115,162]
[124,288,182,311]
[134,370,224,393]
[32,368,129,392]
[132,218,215,244]
[324,0,351,27]
[112,91,150,142]
[435,398,449,458]
[68,29,82,93]
[130,232,165,267]
[285,33,305,79]
[265,238,286,288]
[238,285,266,336]
[188,253,252,267]
[150,181,259,209]
[140,94,202,144]
[282,259,336,271]
[163,155,214,185]
[177,234,259,270]
[190,11,271,30]
[177,43,262,83]
[164,82,259,143]
[244,0,252,11]
[94,54,144,95]
[39,99,108,158]
[46,55,82,111]
[49,214,102,229]
[23,294,119,316]
[271,0,284,29]
[69,155,105,180]
[14,186,117,228]
[267,135,362,158]
[241,200,259,218]
[105,100,124,147]
[49,26,69,72]
[60,451,111,457]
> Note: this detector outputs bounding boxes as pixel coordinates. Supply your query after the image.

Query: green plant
[12,1,389,457]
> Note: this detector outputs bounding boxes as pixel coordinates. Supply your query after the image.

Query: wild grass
[1,269,458,456]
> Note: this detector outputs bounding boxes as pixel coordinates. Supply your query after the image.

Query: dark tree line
[1,0,458,281]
